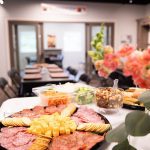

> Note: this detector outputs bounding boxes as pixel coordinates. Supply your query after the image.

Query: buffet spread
[0,83,147,150]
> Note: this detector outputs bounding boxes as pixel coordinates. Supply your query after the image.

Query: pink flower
[117,45,135,57]
[142,48,150,62]
[98,66,111,78]
[103,53,120,71]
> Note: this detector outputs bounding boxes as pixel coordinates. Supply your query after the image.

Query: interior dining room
[0,0,150,150]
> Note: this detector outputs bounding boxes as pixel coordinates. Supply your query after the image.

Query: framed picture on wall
[48,35,56,48]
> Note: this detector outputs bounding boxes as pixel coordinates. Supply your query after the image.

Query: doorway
[9,21,43,71]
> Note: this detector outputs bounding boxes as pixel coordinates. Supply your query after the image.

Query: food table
[0,97,149,150]
[20,65,76,96]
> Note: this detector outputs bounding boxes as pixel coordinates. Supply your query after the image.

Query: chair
[8,69,21,96]
[25,56,37,65]
[0,89,8,106]
[0,77,16,98]
[8,69,21,89]
[79,73,91,84]
[66,66,78,76]
[45,54,63,68]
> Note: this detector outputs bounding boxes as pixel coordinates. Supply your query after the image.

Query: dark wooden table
[20,71,76,96]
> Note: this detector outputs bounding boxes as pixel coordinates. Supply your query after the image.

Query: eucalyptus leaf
[106,123,128,143]
[113,139,136,150]
[138,90,150,109]
[125,111,150,136]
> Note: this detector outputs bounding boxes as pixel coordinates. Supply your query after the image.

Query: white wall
[0,0,149,77]
[0,6,10,78]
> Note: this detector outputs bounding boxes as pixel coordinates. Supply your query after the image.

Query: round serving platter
[0,106,111,150]
[123,103,145,111]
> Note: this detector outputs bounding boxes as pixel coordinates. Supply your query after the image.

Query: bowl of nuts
[95,87,124,113]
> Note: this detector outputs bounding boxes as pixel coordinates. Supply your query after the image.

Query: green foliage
[106,123,128,143]
[125,111,150,136]
[139,90,150,110]
[113,139,136,150]
[88,24,105,62]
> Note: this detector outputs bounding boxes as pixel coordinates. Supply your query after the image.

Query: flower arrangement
[88,26,150,88]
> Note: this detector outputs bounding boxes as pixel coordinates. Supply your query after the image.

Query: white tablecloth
[0,97,149,150]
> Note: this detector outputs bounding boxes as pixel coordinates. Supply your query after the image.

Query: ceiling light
[129,0,133,4]
[0,0,4,5]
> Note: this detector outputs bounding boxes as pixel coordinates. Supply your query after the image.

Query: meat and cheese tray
[0,103,111,150]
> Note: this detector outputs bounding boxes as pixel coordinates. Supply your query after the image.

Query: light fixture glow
[129,0,133,4]
[0,0,4,5]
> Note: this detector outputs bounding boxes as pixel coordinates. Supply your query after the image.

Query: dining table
[0,97,149,150]
[20,64,76,96]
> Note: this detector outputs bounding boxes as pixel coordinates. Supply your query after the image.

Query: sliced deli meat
[12,132,36,146]
[72,106,104,124]
[0,127,36,150]
[1,127,27,137]
[11,105,67,119]
[49,131,104,150]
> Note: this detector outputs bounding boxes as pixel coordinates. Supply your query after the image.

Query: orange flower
[98,66,111,78]
[117,45,135,57]
[104,46,113,55]
[94,60,104,70]
[103,53,120,71]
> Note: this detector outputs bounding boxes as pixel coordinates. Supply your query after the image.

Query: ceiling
[48,0,150,5]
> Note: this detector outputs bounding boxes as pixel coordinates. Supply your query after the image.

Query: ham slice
[11,105,67,119]
[72,106,104,124]
[0,127,36,150]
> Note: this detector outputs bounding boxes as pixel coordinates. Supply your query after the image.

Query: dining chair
[0,89,8,106]
[79,73,91,84]
[7,69,21,89]
[0,77,16,98]
[66,66,78,76]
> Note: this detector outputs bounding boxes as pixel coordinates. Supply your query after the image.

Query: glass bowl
[95,87,124,113]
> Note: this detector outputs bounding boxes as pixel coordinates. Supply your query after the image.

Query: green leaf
[113,139,136,150]
[106,123,128,143]
[138,90,150,109]
[125,111,150,136]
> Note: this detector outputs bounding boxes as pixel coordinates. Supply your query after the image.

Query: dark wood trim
[137,18,149,49]
[40,23,44,52]
[8,20,43,25]
[15,25,20,70]
[8,20,114,24]
[111,23,115,47]
[8,22,13,68]
[85,23,87,73]
[35,24,39,60]
[8,21,44,70]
